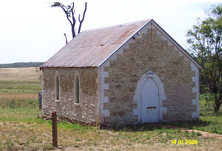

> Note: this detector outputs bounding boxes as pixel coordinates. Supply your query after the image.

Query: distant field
[0,67,41,81]
[0,67,41,108]
[0,80,41,93]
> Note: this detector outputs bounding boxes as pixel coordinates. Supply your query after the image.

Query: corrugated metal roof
[41,19,151,68]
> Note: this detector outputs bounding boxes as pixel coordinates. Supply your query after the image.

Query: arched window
[56,74,60,100]
[75,74,80,103]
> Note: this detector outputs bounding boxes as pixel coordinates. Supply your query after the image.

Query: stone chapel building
[40,19,201,126]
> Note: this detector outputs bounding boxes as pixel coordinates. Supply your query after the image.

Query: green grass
[0,98,39,109]
[199,93,218,115]
[0,80,41,93]
[0,108,221,150]
[0,80,41,109]
[0,108,41,122]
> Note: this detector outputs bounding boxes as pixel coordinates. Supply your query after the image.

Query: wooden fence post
[38,91,42,109]
[52,111,57,147]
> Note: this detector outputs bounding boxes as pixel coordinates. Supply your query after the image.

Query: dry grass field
[0,109,222,151]
[0,67,41,108]
[1,67,222,150]
[0,67,41,81]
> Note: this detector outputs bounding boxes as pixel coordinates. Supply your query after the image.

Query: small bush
[1,103,5,108]
[9,101,15,108]
[191,131,197,137]
[197,132,202,136]
[28,100,35,104]
[146,135,150,140]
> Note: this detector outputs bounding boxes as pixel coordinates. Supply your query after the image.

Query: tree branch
[64,33,68,44]
[51,2,87,39]
[78,2,87,34]
[51,3,73,28]
[70,2,76,38]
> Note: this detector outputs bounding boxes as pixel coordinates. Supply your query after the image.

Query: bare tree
[51,2,87,43]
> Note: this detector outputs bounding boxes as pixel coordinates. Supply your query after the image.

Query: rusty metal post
[52,111,57,147]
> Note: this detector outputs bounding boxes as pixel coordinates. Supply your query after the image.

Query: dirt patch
[150,123,222,138]
[188,130,222,138]
[0,92,37,99]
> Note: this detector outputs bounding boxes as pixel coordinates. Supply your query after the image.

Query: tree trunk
[71,24,75,38]
[214,100,221,112]
[214,104,220,112]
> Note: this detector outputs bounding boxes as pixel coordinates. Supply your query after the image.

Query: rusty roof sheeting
[42,19,151,68]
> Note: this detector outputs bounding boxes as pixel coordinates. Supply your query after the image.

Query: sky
[0,0,220,64]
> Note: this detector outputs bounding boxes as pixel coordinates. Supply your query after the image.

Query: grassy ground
[0,67,41,108]
[0,94,222,150]
[0,80,40,109]
[1,108,222,150]
[0,80,41,93]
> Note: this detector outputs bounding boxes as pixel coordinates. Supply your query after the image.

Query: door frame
[133,70,167,124]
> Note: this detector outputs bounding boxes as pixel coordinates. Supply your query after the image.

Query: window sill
[55,100,60,103]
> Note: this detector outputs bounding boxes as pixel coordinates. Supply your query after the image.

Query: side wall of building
[42,68,99,124]
[99,22,199,126]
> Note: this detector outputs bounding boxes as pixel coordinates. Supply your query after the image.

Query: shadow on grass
[200,110,222,116]
[172,111,222,129]
[166,120,212,129]
[102,123,174,132]
[101,119,213,132]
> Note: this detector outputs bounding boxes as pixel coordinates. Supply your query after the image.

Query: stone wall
[100,24,198,126]
[42,67,99,124]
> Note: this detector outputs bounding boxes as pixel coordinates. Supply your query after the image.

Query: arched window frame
[74,71,81,104]
[55,71,60,101]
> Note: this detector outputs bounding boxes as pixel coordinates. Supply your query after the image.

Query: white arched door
[141,78,159,123]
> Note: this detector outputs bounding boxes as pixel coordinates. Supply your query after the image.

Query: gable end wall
[99,22,199,126]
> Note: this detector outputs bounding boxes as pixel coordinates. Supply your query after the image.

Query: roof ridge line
[82,19,151,33]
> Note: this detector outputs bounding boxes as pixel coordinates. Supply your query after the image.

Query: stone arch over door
[133,70,167,123]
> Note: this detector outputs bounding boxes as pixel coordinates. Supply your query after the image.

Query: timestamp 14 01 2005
[171,139,198,145]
